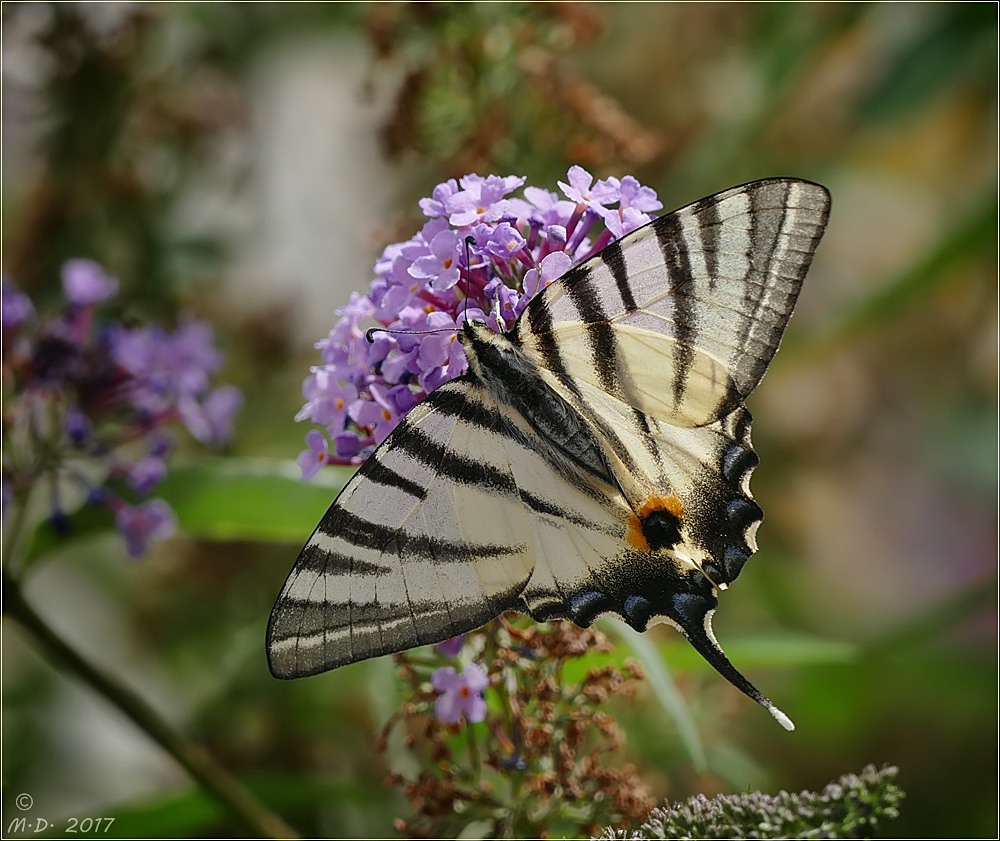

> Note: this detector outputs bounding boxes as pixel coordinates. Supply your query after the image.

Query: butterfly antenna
[365,324,457,344]
[462,235,474,325]
[366,236,477,345]
[670,593,795,731]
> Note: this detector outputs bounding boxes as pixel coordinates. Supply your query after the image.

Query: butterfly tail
[669,592,795,731]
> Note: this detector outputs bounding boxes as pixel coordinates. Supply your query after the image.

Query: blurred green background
[3,3,995,838]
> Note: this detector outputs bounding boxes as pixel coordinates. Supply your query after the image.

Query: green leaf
[158,458,354,543]
[23,459,351,564]
[657,632,857,672]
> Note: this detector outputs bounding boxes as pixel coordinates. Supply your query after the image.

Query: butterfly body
[268,178,830,730]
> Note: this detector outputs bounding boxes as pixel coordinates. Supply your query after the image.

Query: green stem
[466,717,481,777]
[3,572,299,839]
[2,487,34,578]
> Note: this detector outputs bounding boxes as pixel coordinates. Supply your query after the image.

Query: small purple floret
[115,499,177,559]
[2,282,35,329]
[297,429,330,480]
[432,663,489,724]
[436,635,465,657]
[61,259,119,306]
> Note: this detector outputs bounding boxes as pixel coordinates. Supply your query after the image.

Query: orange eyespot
[625,515,650,553]
[639,494,684,520]
[626,494,685,554]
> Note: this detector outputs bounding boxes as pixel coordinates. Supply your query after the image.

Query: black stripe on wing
[653,214,698,409]
[738,180,792,352]
[524,293,580,397]
[316,506,523,563]
[599,238,640,314]
[362,457,426,500]
[693,193,721,284]
[566,268,619,396]
[394,422,517,494]
[422,384,538,453]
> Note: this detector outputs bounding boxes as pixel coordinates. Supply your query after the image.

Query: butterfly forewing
[520,178,831,425]
[267,381,536,678]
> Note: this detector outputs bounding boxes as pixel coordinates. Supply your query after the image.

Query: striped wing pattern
[520,178,831,426]
[267,178,830,727]
[515,178,831,584]
[267,381,536,678]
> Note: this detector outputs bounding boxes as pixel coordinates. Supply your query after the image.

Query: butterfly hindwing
[509,178,829,586]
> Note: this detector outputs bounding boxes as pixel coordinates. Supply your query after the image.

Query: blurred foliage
[365,3,661,180]
[2,2,996,840]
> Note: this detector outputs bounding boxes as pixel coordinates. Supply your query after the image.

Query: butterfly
[267,177,831,729]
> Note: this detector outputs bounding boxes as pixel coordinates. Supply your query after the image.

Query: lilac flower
[436,635,465,657]
[432,663,489,724]
[127,455,167,494]
[350,382,402,445]
[520,186,575,226]
[604,205,655,239]
[2,281,35,330]
[618,175,663,214]
[558,165,621,212]
[296,370,357,433]
[601,175,663,239]
[481,222,528,263]
[444,174,525,227]
[521,252,572,307]
[297,429,331,480]
[65,408,91,447]
[2,264,241,560]
[418,178,459,218]
[61,259,119,306]
[410,229,462,291]
[415,311,467,391]
[333,430,365,460]
[295,167,660,471]
[179,385,242,445]
[110,318,231,427]
[115,499,177,559]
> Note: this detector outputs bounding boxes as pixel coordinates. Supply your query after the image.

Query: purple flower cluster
[296,166,662,472]
[2,260,242,558]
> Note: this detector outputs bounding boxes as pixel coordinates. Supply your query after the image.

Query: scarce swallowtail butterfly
[267,177,830,730]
